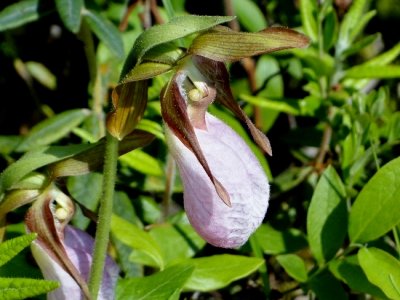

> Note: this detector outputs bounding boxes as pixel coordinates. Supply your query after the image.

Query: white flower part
[166,113,269,248]
[31,226,119,300]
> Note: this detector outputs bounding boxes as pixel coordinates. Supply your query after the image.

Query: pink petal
[166,113,269,248]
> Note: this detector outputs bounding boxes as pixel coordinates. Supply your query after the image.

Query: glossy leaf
[116,264,194,300]
[276,254,308,283]
[232,0,267,32]
[0,233,36,267]
[358,247,400,299]
[240,94,301,115]
[15,109,90,152]
[55,0,83,33]
[183,255,264,291]
[349,157,400,243]
[0,0,41,31]
[307,166,347,264]
[0,277,59,300]
[119,149,163,177]
[345,65,400,79]
[111,214,164,269]
[83,9,124,59]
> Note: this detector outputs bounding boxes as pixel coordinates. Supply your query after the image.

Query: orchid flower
[106,16,310,248]
[25,186,119,300]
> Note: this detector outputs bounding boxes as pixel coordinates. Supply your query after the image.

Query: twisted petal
[166,113,269,248]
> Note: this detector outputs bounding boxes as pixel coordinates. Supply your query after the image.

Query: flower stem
[88,132,119,299]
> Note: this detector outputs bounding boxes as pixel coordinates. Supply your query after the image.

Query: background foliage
[0,0,400,299]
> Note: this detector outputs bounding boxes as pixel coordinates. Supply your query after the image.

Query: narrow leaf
[307,166,347,264]
[358,247,400,300]
[345,65,400,79]
[116,264,194,300]
[83,9,124,59]
[0,0,41,31]
[15,109,90,152]
[26,61,57,90]
[189,26,310,62]
[0,233,36,267]
[55,0,83,33]
[299,0,318,42]
[183,255,264,291]
[0,277,59,300]
[349,157,400,243]
[276,254,308,282]
[119,150,163,177]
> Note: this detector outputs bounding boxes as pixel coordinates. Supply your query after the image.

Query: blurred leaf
[358,247,400,299]
[299,0,318,42]
[309,269,348,300]
[55,0,83,33]
[0,277,59,300]
[0,136,21,155]
[15,109,90,152]
[111,214,164,269]
[119,149,164,177]
[0,234,36,267]
[83,9,124,59]
[240,94,300,115]
[307,166,347,264]
[323,8,339,51]
[329,255,388,298]
[121,15,234,78]
[25,61,56,90]
[232,0,267,32]
[183,254,264,291]
[116,264,194,300]
[345,65,400,79]
[276,254,308,283]
[349,157,400,243]
[136,119,165,141]
[254,224,308,254]
[0,0,41,31]
[341,33,380,58]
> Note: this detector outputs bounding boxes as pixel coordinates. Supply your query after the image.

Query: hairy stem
[88,132,119,299]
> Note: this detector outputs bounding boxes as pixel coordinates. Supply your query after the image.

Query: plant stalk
[88,132,119,299]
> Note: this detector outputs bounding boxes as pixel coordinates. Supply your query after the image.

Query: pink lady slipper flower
[25,187,119,300]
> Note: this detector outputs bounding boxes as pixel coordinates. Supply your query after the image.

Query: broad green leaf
[119,150,164,177]
[309,269,348,300]
[0,277,59,300]
[55,0,83,33]
[358,247,400,299]
[116,264,194,300]
[111,214,164,269]
[0,143,93,195]
[232,0,267,32]
[83,9,124,59]
[276,254,308,283]
[121,15,234,78]
[299,0,318,42]
[15,109,90,152]
[183,254,264,291]
[307,165,347,264]
[136,119,165,141]
[0,136,21,155]
[329,255,387,298]
[25,61,56,90]
[0,0,41,31]
[349,157,400,243]
[253,224,308,255]
[240,94,300,115]
[345,65,400,79]
[0,233,36,267]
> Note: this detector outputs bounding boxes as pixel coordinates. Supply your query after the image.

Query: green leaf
[136,119,165,141]
[0,0,41,31]
[349,157,400,243]
[345,65,400,79]
[119,150,164,177]
[121,15,234,79]
[276,254,308,283]
[307,165,347,264]
[240,94,300,115]
[299,0,318,42]
[15,109,90,152]
[111,214,164,269]
[0,234,36,267]
[0,277,59,300]
[309,269,349,300]
[358,247,400,299]
[83,9,124,59]
[253,224,308,255]
[116,264,194,300]
[329,255,387,298]
[55,0,83,33]
[183,254,264,291]
[25,61,57,90]
[232,0,267,32]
